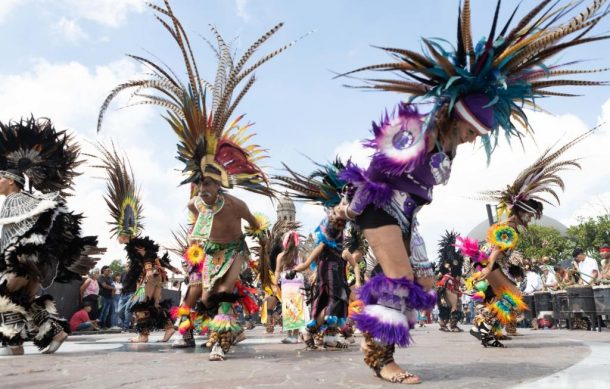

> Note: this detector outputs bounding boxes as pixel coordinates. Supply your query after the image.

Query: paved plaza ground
[2,325,609,388]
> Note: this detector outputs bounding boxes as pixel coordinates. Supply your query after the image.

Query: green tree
[108,259,125,275]
[566,215,610,259]
[516,225,571,263]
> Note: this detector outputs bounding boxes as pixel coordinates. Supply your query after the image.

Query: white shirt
[543,272,558,288]
[523,271,543,294]
[113,281,122,295]
[578,256,599,285]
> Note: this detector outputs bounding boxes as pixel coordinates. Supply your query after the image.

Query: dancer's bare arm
[294,243,323,272]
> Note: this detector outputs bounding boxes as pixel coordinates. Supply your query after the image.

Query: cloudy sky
[0,0,609,268]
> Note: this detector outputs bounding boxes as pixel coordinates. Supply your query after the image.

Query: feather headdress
[273,158,348,208]
[255,219,302,291]
[340,0,610,157]
[437,230,464,277]
[480,129,593,220]
[91,142,143,238]
[97,0,305,196]
[0,117,81,195]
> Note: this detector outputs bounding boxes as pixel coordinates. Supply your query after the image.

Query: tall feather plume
[97,0,305,196]
[480,128,597,215]
[273,159,347,208]
[461,0,475,67]
[337,0,609,160]
[88,142,144,238]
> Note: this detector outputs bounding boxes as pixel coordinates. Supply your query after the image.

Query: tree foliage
[516,225,572,264]
[566,215,610,260]
[108,259,125,275]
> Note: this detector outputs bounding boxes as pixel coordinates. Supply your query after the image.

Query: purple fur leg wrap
[357,274,436,309]
[352,305,414,346]
[352,275,436,347]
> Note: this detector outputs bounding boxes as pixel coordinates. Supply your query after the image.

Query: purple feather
[364,102,428,176]
[358,274,436,310]
[352,306,414,347]
[339,162,393,209]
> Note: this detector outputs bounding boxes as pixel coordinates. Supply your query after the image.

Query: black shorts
[356,204,398,230]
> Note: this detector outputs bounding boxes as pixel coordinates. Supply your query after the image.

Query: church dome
[276,192,295,213]
[276,192,296,221]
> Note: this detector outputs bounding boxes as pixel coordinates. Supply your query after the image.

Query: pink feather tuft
[454,235,481,260]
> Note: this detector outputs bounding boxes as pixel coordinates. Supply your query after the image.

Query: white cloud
[0,0,21,22]
[235,0,252,22]
[0,57,195,268]
[0,0,146,27]
[52,17,89,42]
[62,0,146,28]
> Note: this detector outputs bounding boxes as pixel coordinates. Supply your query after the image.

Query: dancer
[94,143,180,343]
[273,224,305,343]
[342,223,367,343]
[458,131,592,348]
[275,159,353,350]
[0,117,100,356]
[331,0,609,383]
[259,221,295,334]
[435,231,464,333]
[96,1,304,360]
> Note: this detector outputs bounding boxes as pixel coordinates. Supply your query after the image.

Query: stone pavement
[1,325,609,388]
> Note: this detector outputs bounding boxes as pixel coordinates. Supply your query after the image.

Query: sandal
[362,334,422,384]
[382,371,422,385]
[300,331,318,350]
[209,344,225,361]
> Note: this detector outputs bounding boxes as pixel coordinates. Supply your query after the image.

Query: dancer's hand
[145,270,154,282]
[478,267,491,280]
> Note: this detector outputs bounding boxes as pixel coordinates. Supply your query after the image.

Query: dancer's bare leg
[130,278,158,343]
[205,257,245,361]
[361,225,426,384]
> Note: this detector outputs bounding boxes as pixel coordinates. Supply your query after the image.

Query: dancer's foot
[323,335,349,349]
[172,337,195,348]
[42,331,68,354]
[209,344,225,361]
[265,322,274,333]
[157,328,176,343]
[360,338,421,384]
[314,332,324,346]
[449,326,464,332]
[129,334,149,343]
[469,328,481,340]
[300,331,317,350]
[378,363,422,385]
[281,336,298,344]
[0,345,24,356]
[344,336,356,344]
[483,338,506,348]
